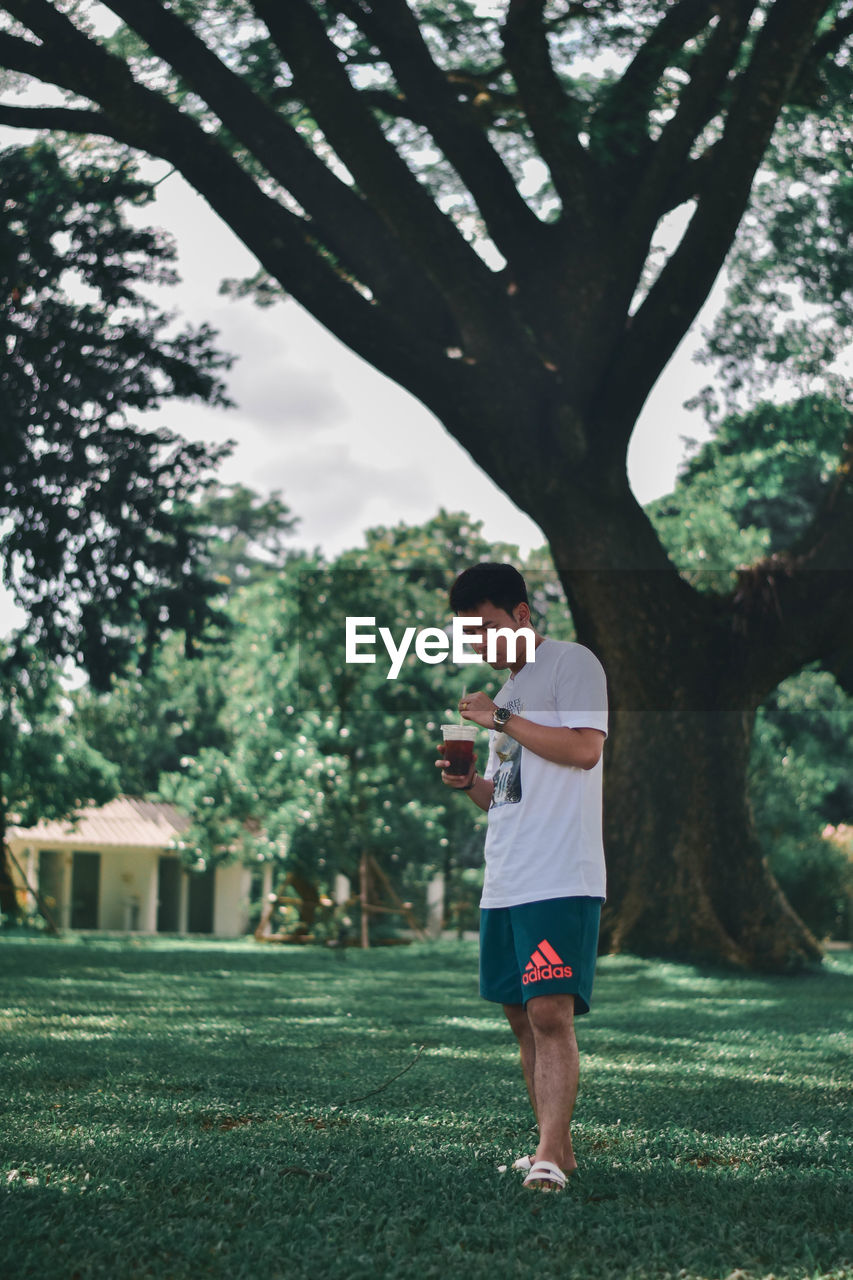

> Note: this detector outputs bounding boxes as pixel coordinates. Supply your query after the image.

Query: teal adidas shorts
[479,896,603,1014]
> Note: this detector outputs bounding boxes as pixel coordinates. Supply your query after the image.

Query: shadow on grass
[1,937,851,1280]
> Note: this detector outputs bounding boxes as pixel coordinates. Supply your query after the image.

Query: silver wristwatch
[493,706,513,727]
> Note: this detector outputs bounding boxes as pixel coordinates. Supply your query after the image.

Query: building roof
[7,795,191,850]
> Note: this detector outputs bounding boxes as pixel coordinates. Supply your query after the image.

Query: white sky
[0,152,719,639]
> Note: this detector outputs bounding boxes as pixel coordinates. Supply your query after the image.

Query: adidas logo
[522,938,573,985]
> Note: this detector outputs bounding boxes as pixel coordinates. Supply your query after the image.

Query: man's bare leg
[525,994,578,1173]
[503,999,577,1173]
[503,1003,538,1121]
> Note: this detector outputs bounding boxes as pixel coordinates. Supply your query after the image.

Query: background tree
[0,139,232,915]
[72,483,299,792]
[0,140,232,685]
[71,630,231,795]
[649,397,853,572]
[749,670,853,939]
[154,512,511,938]
[3,2,852,964]
[72,507,555,937]
[193,482,299,595]
[0,637,119,922]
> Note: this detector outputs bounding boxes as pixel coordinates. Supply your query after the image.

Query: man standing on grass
[437,563,607,1192]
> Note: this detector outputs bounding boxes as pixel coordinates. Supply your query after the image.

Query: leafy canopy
[0,638,118,841]
[648,395,853,585]
[0,141,233,685]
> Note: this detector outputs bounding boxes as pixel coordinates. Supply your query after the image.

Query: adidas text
[522,963,573,985]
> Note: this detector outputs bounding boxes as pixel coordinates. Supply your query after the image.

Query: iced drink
[441,723,477,775]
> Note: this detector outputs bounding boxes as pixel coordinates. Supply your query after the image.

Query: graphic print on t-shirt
[490,696,523,808]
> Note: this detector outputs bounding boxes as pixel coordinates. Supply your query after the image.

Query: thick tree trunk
[600,707,822,969]
[553,545,824,971]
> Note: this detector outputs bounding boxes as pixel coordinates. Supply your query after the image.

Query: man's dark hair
[449,562,529,616]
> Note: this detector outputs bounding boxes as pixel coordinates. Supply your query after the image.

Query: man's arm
[460,691,605,770]
[498,719,605,770]
[454,770,494,812]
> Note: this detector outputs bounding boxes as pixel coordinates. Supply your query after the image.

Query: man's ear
[514,603,531,627]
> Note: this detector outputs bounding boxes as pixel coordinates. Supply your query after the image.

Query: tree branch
[785,8,853,108]
[332,0,545,269]
[599,0,833,437]
[249,0,514,349]
[501,0,594,226]
[99,0,453,346]
[0,100,138,142]
[736,431,853,700]
[0,26,86,93]
[660,140,721,211]
[629,1,757,235]
[0,0,453,397]
[807,8,853,65]
[343,84,525,138]
[589,0,720,162]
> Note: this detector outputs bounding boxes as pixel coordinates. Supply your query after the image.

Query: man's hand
[458,690,497,730]
[435,744,478,789]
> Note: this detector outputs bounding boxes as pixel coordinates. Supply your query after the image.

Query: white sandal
[522,1160,567,1191]
[513,1154,574,1174]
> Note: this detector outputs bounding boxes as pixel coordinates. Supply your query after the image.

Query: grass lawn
[0,935,850,1280]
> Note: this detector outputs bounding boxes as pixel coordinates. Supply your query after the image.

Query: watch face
[494,707,512,725]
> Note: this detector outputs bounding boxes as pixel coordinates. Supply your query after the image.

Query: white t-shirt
[480,639,608,909]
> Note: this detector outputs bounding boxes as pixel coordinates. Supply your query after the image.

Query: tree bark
[550,546,827,969]
[0,803,20,923]
[601,707,822,968]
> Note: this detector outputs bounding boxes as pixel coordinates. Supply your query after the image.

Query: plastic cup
[441,723,477,776]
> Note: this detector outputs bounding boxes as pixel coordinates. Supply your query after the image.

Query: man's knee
[502,1002,529,1040]
[525,993,575,1038]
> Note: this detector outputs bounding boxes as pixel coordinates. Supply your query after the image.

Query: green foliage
[750,667,853,939]
[193,482,299,593]
[0,142,233,686]
[0,639,119,922]
[678,397,851,549]
[71,484,300,794]
[648,396,852,583]
[76,508,575,931]
[156,562,308,872]
[696,55,853,411]
[71,632,231,796]
[155,513,510,907]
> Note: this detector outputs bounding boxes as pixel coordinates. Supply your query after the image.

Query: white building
[6,795,254,936]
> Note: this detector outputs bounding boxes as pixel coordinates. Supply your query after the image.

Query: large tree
[2,1,852,967]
